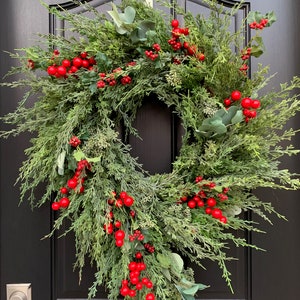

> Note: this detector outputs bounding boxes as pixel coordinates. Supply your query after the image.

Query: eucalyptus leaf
[161,268,172,281]
[87,156,101,163]
[157,253,172,268]
[221,106,239,125]
[175,286,195,300]
[170,253,184,273]
[115,26,128,35]
[121,6,136,24]
[57,150,66,175]
[107,4,123,28]
[231,110,244,124]
[73,149,85,161]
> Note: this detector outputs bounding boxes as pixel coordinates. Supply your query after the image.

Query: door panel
[1,1,300,300]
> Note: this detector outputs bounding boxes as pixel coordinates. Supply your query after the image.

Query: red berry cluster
[47,50,96,78]
[51,194,70,210]
[116,191,135,207]
[119,254,155,300]
[69,159,91,189]
[241,47,252,61]
[51,136,91,210]
[239,47,252,74]
[103,210,122,236]
[145,43,161,61]
[249,18,268,30]
[224,90,261,122]
[114,229,126,247]
[103,191,136,247]
[168,19,205,63]
[144,243,155,253]
[179,176,229,224]
[51,157,91,211]
[129,229,145,242]
[96,66,133,89]
[69,136,81,147]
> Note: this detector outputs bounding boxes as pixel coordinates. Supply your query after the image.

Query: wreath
[2,0,300,299]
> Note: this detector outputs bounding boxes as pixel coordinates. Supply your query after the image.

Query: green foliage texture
[1,0,300,299]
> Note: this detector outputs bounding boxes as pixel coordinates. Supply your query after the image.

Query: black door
[1,1,300,300]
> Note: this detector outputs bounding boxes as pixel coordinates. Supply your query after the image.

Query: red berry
[130,270,140,278]
[141,277,149,285]
[182,27,189,35]
[62,59,71,68]
[115,230,125,240]
[59,197,70,208]
[146,281,153,289]
[128,289,136,297]
[224,98,232,107]
[53,49,60,56]
[69,65,78,73]
[171,19,179,28]
[60,187,68,194]
[72,57,83,68]
[120,286,130,296]
[51,202,61,211]
[47,65,57,76]
[180,196,188,202]
[115,199,123,207]
[197,53,205,61]
[187,199,196,209]
[231,90,242,101]
[220,216,228,224]
[135,252,143,259]
[119,191,127,199]
[128,262,137,271]
[187,45,197,56]
[123,196,134,207]
[183,41,189,49]
[205,207,212,214]
[206,197,217,207]
[172,28,182,37]
[137,262,146,271]
[251,99,261,109]
[130,276,139,285]
[197,199,205,207]
[115,239,124,247]
[193,195,201,202]
[80,52,88,59]
[243,109,251,117]
[136,282,143,290]
[81,59,90,68]
[56,65,66,76]
[103,222,114,234]
[211,208,222,219]
[248,110,257,118]
[241,97,252,109]
[145,293,156,300]
[121,279,128,286]
[67,178,78,189]
[114,220,122,228]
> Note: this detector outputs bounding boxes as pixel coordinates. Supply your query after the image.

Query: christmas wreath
[2,0,300,299]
